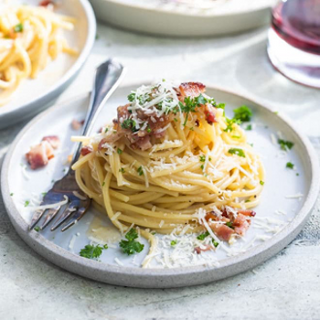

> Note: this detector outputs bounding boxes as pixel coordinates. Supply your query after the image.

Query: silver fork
[29,59,126,232]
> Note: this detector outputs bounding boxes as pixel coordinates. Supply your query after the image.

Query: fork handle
[71,59,125,165]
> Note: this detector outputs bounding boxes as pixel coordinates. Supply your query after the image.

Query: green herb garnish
[121,119,137,132]
[104,127,109,133]
[24,200,30,207]
[171,240,177,246]
[14,23,23,33]
[119,228,144,255]
[225,221,234,229]
[233,105,252,122]
[199,155,206,162]
[79,244,107,259]
[10,193,13,196]
[228,148,245,158]
[34,226,40,232]
[278,139,294,151]
[260,181,265,185]
[137,166,144,176]
[197,231,210,240]
[102,181,106,187]
[117,148,123,155]
[245,124,252,131]
[119,168,125,173]
[286,162,294,169]
[128,92,136,102]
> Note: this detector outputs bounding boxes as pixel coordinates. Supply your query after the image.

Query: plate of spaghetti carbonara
[2,81,319,288]
[0,0,96,128]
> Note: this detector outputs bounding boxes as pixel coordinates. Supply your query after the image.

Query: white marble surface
[1,22,320,320]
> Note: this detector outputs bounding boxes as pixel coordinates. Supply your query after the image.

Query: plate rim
[2,83,319,288]
[96,0,274,17]
[0,0,96,119]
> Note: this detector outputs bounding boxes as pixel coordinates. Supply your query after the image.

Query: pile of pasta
[0,4,76,105]
[72,81,265,261]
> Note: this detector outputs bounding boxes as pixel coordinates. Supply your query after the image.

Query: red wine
[272,0,320,55]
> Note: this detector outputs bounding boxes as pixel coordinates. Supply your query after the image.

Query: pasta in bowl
[0,2,77,106]
[72,81,265,267]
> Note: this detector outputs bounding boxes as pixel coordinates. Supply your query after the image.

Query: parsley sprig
[233,105,252,122]
[278,139,294,151]
[120,228,144,255]
[79,244,108,259]
[228,148,245,158]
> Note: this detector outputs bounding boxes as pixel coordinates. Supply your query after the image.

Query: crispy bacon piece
[26,141,54,170]
[209,223,234,242]
[42,136,60,149]
[71,119,84,131]
[39,0,54,6]
[81,146,93,156]
[238,209,256,217]
[204,104,217,124]
[194,245,214,254]
[178,82,206,100]
[233,214,251,236]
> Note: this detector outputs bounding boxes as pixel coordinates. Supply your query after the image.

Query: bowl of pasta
[1,80,319,288]
[0,0,96,128]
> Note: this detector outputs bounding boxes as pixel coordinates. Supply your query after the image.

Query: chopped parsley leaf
[95,34,99,40]
[286,162,294,169]
[10,193,13,196]
[119,228,144,255]
[79,244,107,259]
[104,127,109,133]
[102,181,106,187]
[225,221,234,229]
[189,127,194,131]
[170,240,177,246]
[121,119,137,132]
[147,127,152,133]
[213,240,219,248]
[278,139,294,151]
[137,166,144,176]
[228,148,245,158]
[14,23,23,33]
[232,135,241,139]
[199,155,206,162]
[174,118,178,122]
[224,118,241,133]
[233,105,252,122]
[200,164,204,170]
[117,148,123,155]
[119,168,125,173]
[24,200,30,207]
[296,173,299,176]
[197,231,210,240]
[245,199,250,203]
[34,226,40,232]
[260,180,265,185]
[151,231,156,235]
[127,92,136,102]
[245,124,252,131]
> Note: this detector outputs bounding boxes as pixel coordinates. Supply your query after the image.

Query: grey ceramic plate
[1,84,319,288]
[0,0,96,129]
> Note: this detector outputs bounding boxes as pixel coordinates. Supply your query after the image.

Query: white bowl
[90,0,276,37]
[0,0,96,129]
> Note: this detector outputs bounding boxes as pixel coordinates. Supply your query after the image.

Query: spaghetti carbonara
[72,81,265,266]
[0,3,76,105]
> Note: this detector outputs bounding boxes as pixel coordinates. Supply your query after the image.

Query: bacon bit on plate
[233,214,251,236]
[194,245,214,254]
[71,119,85,131]
[204,208,254,241]
[26,141,55,170]
[81,146,93,156]
[26,136,60,170]
[42,135,60,149]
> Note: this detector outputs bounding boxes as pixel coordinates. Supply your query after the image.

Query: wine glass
[267,0,320,88]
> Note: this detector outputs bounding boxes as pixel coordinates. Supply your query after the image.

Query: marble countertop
[1,22,320,320]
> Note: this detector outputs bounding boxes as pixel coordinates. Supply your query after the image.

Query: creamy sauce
[87,216,122,244]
